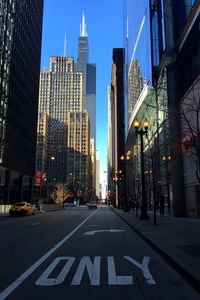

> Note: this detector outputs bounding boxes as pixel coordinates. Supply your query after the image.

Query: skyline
[40,0,123,174]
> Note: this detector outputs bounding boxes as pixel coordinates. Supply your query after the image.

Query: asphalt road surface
[0,206,199,300]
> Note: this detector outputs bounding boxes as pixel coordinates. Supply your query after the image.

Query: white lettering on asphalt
[35,256,155,286]
[35,257,75,286]
[107,256,133,285]
[124,256,156,285]
[71,256,101,285]
[0,210,97,300]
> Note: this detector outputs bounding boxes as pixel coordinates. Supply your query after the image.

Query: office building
[148,0,200,216]
[109,48,125,208]
[0,0,44,203]
[123,0,200,216]
[66,111,91,196]
[36,56,83,186]
[95,150,100,199]
[76,12,96,195]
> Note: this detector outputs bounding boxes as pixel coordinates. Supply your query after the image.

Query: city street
[0,206,199,300]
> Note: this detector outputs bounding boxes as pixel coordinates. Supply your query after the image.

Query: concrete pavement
[113,207,200,294]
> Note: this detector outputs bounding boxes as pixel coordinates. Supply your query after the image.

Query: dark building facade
[149,0,200,216]
[108,48,125,208]
[0,0,44,203]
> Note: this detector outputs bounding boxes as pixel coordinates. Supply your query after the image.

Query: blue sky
[41,0,123,174]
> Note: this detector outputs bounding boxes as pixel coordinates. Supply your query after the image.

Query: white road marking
[71,256,101,285]
[107,257,133,285]
[35,257,75,286]
[0,210,97,299]
[84,229,125,236]
[124,256,156,284]
[34,256,156,286]
[30,223,40,226]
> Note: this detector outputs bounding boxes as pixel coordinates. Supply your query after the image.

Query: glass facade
[0,0,13,164]
[123,0,200,216]
[123,0,152,130]
[2,0,44,176]
[123,1,171,210]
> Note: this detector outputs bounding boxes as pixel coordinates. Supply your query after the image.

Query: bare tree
[55,184,71,205]
[180,79,200,183]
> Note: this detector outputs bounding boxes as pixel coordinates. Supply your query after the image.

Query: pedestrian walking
[159,194,165,217]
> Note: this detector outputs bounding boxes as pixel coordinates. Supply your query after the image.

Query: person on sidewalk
[159,194,165,217]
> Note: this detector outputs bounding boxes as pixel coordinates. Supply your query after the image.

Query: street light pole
[113,172,119,208]
[134,119,149,220]
[162,155,171,212]
[120,154,130,212]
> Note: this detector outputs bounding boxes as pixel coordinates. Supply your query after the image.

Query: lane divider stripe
[0,210,97,299]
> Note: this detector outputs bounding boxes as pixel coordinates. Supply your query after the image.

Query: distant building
[76,12,96,195]
[107,86,115,200]
[95,150,100,198]
[36,56,84,185]
[108,48,125,208]
[66,111,91,196]
[0,0,44,203]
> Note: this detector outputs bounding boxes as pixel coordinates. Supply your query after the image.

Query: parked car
[9,202,36,216]
[88,201,97,209]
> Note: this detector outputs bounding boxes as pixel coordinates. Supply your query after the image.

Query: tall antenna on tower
[64,27,67,56]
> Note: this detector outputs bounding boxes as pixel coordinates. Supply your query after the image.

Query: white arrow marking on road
[84,229,125,236]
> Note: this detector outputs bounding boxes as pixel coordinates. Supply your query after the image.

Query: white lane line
[0,210,97,299]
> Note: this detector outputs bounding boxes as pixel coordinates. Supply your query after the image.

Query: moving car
[88,201,97,209]
[9,202,36,216]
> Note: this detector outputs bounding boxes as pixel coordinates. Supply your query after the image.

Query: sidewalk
[113,208,200,292]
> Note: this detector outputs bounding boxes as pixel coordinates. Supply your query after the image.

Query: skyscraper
[36,56,84,186]
[66,111,91,197]
[0,0,44,203]
[108,48,125,208]
[76,12,96,196]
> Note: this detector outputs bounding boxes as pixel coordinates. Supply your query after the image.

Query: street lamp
[120,154,130,211]
[113,171,119,208]
[162,155,171,212]
[134,119,149,220]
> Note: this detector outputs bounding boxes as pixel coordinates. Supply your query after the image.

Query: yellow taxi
[9,202,36,216]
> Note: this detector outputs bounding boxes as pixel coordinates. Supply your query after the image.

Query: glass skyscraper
[36,13,96,200]
[0,0,44,203]
[76,12,96,195]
